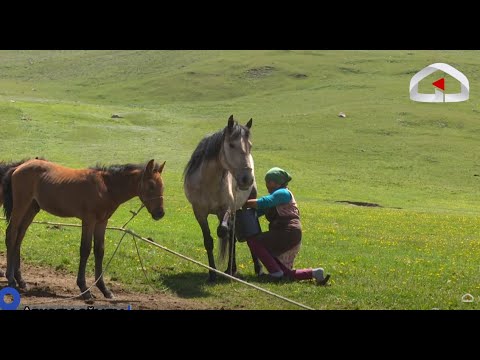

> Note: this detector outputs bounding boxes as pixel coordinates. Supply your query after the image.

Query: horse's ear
[227,115,234,131]
[157,161,166,173]
[246,118,253,129]
[146,159,155,175]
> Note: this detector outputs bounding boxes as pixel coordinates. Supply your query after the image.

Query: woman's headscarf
[265,167,292,186]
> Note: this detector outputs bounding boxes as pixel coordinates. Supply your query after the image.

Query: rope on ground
[109,226,315,310]
[0,217,315,310]
[131,233,161,293]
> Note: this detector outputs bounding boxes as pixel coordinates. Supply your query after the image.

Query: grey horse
[184,115,262,281]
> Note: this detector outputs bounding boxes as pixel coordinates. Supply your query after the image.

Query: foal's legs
[93,220,114,299]
[194,208,217,282]
[76,221,95,300]
[5,223,20,288]
[13,201,40,289]
[5,199,32,288]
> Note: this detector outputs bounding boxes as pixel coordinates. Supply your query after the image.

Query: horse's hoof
[225,270,241,279]
[85,298,95,305]
[103,291,115,299]
[224,269,238,277]
[207,274,217,283]
[81,290,93,301]
[217,225,228,238]
[18,281,29,291]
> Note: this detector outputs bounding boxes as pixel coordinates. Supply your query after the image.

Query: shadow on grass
[158,270,234,299]
[157,269,287,299]
[239,273,295,285]
[0,283,74,300]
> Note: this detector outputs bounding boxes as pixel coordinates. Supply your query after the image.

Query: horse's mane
[183,121,250,179]
[90,162,162,174]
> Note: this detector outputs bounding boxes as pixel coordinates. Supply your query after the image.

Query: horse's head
[220,115,255,191]
[139,159,166,220]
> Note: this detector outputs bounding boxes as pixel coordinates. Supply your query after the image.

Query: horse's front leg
[194,209,217,282]
[93,220,114,299]
[77,220,95,300]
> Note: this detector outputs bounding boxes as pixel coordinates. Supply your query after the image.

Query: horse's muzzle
[237,173,254,190]
[238,183,252,191]
[152,209,165,220]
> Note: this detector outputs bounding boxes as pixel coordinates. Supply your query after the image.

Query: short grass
[1,50,480,309]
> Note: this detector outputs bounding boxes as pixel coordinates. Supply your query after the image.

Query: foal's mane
[90,162,162,175]
[184,121,250,178]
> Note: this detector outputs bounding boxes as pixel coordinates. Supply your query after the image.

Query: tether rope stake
[131,233,163,293]
[0,216,315,310]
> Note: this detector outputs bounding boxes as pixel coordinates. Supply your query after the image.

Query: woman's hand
[243,198,258,209]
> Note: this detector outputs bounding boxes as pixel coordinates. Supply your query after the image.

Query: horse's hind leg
[77,221,95,300]
[217,210,230,239]
[194,209,217,282]
[5,200,32,288]
[13,201,40,289]
[93,221,114,299]
[5,223,18,287]
[5,223,20,287]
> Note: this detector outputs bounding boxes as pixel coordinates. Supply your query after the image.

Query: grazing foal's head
[221,115,254,190]
[139,159,166,220]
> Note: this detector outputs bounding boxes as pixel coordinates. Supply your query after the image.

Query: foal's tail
[2,168,15,222]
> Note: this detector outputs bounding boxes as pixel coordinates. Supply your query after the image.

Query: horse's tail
[218,235,229,264]
[2,168,15,222]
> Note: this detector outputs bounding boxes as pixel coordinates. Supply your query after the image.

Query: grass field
[1,50,480,309]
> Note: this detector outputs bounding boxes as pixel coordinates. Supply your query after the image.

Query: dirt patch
[338,67,362,74]
[336,201,382,208]
[0,258,217,310]
[245,66,275,78]
[290,73,307,78]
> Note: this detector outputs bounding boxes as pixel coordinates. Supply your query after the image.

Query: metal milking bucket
[235,208,261,242]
